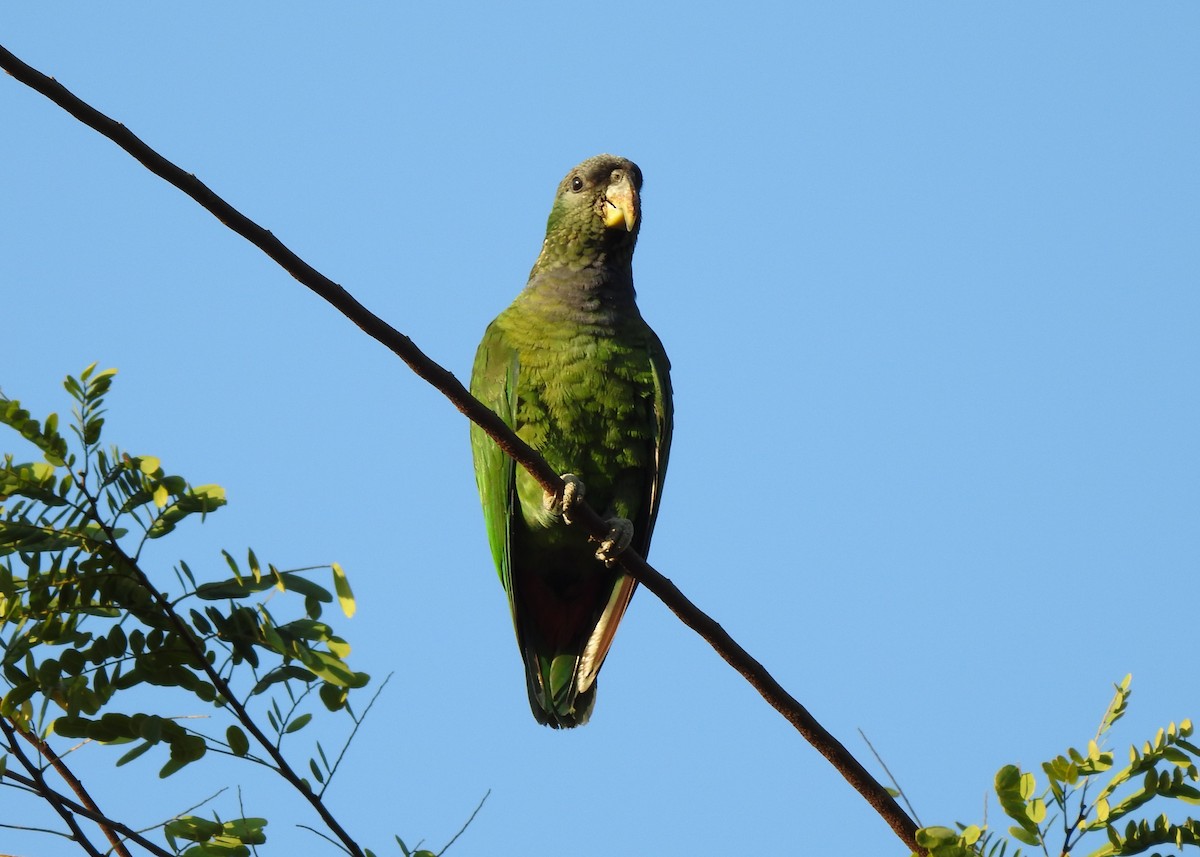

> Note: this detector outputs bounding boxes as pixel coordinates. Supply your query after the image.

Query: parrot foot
[544,473,585,524]
[595,517,634,566]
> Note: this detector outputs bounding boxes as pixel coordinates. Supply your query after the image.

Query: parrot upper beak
[602,173,638,233]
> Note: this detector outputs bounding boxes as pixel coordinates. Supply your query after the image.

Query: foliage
[915,675,1200,857]
[0,364,376,855]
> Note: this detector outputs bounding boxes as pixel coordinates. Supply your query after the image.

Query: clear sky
[2,4,1198,855]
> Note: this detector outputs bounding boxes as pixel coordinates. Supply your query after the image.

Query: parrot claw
[544,473,585,524]
[595,517,634,566]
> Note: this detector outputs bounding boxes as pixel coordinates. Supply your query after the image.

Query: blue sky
[2,4,1198,855]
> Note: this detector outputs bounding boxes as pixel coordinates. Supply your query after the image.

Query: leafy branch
[0,366,399,855]
[916,676,1200,857]
[0,41,921,853]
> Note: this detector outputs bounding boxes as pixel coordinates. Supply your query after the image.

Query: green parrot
[469,154,672,728]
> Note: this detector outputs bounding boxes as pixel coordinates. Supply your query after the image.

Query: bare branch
[0,743,175,857]
[12,726,134,857]
[0,41,923,853]
[0,718,107,857]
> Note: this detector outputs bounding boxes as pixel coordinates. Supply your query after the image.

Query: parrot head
[536,154,643,273]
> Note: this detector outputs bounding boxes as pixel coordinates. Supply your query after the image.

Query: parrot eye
[570,176,584,192]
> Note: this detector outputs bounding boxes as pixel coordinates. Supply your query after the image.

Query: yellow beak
[602,174,638,232]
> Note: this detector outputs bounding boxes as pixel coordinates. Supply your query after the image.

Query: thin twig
[296,823,350,854]
[135,787,229,834]
[319,671,393,798]
[438,789,490,856]
[0,821,76,839]
[238,785,263,857]
[858,727,922,827]
[0,41,923,854]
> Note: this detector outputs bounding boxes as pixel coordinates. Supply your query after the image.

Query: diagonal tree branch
[0,42,923,854]
[12,726,134,857]
[0,726,175,857]
[0,718,105,857]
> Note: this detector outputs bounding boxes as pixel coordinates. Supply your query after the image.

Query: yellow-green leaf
[1010,825,1041,846]
[332,562,355,618]
[1027,797,1047,824]
[1020,771,1036,800]
[193,484,226,503]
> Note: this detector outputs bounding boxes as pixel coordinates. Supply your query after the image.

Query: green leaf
[319,682,348,711]
[1009,825,1041,846]
[189,608,213,635]
[166,816,223,842]
[222,549,243,581]
[295,650,368,688]
[250,665,315,696]
[221,817,267,843]
[83,416,105,445]
[915,827,958,847]
[1163,747,1191,766]
[284,713,312,734]
[53,715,92,738]
[116,741,155,767]
[195,576,277,600]
[3,681,40,714]
[0,399,68,465]
[194,840,251,855]
[226,725,250,756]
[160,734,207,777]
[138,715,165,742]
[194,570,332,602]
[276,572,333,602]
[1173,783,1200,804]
[146,485,227,539]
